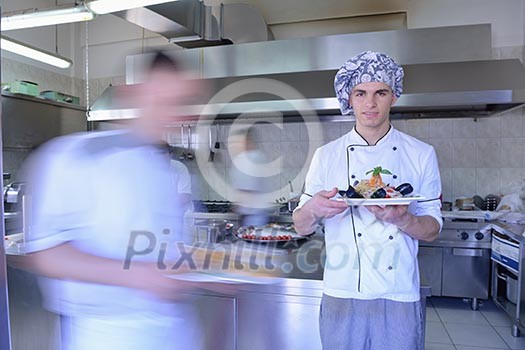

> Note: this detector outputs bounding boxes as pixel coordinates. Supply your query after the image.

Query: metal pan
[236,224,313,243]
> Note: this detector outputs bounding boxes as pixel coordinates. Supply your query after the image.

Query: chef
[293,51,442,350]
[20,52,206,350]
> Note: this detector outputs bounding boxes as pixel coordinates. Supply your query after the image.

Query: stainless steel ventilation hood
[113,0,269,48]
[89,24,525,122]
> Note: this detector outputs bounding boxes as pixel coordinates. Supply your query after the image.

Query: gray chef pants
[319,294,424,350]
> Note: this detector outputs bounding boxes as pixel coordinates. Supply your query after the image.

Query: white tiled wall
[178,105,525,203]
[1,58,84,104]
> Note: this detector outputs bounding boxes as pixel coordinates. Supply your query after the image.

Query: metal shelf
[492,260,524,337]
[1,91,86,111]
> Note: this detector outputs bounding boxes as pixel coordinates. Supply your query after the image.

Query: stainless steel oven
[419,216,492,310]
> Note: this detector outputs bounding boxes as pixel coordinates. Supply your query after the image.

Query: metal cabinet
[418,246,443,296]
[237,293,322,350]
[442,247,490,299]
[194,295,236,350]
[7,267,61,350]
[418,242,491,309]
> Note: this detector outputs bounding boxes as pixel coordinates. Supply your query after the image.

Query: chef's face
[141,68,194,123]
[134,67,200,140]
[349,81,397,132]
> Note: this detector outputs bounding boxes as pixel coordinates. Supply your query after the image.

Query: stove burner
[421,217,492,249]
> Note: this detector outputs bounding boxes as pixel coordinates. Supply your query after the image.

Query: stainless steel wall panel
[0,62,13,350]
[1,93,87,150]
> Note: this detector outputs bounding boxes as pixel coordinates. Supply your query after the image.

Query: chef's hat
[334,51,404,115]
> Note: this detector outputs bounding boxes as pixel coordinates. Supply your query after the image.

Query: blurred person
[170,157,193,213]
[19,52,211,350]
[167,142,196,244]
[228,127,271,227]
[293,51,442,350]
[156,141,193,211]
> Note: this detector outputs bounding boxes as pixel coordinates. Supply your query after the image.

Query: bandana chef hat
[334,51,404,115]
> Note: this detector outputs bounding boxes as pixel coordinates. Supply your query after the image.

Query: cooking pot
[288,199,300,213]
[506,273,518,304]
[194,219,233,243]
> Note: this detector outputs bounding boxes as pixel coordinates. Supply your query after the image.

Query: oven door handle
[452,248,483,257]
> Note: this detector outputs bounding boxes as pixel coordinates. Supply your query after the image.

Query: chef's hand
[366,204,411,228]
[304,187,348,219]
[366,205,440,241]
[293,187,348,235]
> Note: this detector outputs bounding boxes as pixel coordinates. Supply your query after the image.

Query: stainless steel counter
[6,211,433,350]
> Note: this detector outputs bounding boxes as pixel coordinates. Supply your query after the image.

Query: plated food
[334,166,424,205]
[236,223,308,242]
[339,166,414,199]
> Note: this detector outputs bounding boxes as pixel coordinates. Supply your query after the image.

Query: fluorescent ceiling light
[1,4,94,31]
[1,36,72,69]
[87,0,177,15]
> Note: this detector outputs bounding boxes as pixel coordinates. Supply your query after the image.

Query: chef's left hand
[366,204,410,226]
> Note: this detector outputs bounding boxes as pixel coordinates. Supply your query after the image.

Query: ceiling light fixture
[86,0,177,15]
[1,4,94,31]
[1,36,72,69]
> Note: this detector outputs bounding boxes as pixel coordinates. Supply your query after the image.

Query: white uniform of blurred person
[22,52,208,350]
[170,157,195,244]
[228,127,271,227]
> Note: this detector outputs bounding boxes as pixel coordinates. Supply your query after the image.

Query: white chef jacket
[170,159,192,195]
[23,130,200,349]
[170,159,195,244]
[299,126,442,302]
[230,149,271,216]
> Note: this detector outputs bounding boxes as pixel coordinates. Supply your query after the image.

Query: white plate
[334,196,426,206]
[168,272,281,285]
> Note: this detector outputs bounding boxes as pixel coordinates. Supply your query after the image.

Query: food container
[40,90,80,105]
[455,197,475,210]
[442,201,452,211]
[5,80,39,96]
[484,194,500,211]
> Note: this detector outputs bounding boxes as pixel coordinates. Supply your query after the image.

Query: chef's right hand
[304,187,348,218]
[293,188,348,234]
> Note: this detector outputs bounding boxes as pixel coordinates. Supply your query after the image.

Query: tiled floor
[426,297,525,350]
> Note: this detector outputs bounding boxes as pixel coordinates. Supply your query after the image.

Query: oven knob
[475,232,484,240]
[460,232,469,240]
